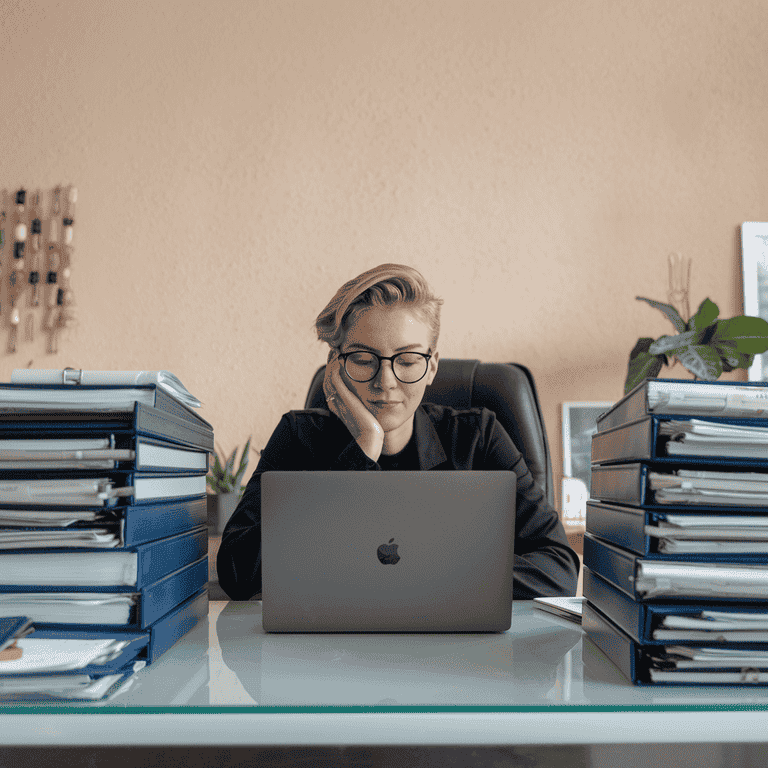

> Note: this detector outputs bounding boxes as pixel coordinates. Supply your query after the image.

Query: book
[0,472,206,507]
[10,369,202,409]
[0,387,213,452]
[583,599,768,686]
[586,499,768,557]
[0,659,146,700]
[532,596,584,623]
[0,593,136,623]
[0,560,208,629]
[590,463,768,508]
[0,435,208,472]
[0,589,209,702]
[31,588,209,659]
[0,495,207,549]
[583,532,768,601]
[592,416,768,466]
[0,636,148,674]
[584,565,768,644]
[0,525,207,588]
[596,378,768,433]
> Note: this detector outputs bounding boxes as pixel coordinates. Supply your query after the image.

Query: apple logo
[377,538,400,565]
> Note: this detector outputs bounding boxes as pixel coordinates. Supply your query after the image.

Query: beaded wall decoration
[0,186,77,354]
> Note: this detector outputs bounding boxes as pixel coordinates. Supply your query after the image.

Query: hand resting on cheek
[322,348,384,462]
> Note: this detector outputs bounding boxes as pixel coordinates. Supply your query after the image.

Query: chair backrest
[304,358,554,506]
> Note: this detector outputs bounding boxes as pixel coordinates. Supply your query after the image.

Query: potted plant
[206,437,260,534]
[625,296,768,394]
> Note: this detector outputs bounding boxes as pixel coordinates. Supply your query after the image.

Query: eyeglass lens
[344,352,428,383]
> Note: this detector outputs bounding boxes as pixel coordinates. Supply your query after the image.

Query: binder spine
[136,526,208,587]
[595,383,648,433]
[120,496,207,548]
[583,600,640,683]
[583,533,639,601]
[138,558,208,628]
[591,417,655,465]
[583,566,645,643]
[590,463,647,506]
[135,403,214,452]
[585,500,649,556]
[145,587,208,662]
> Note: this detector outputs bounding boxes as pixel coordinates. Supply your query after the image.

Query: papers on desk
[0,638,134,673]
[653,609,768,640]
[0,661,146,700]
[649,468,768,506]
[0,528,119,549]
[661,419,768,459]
[0,475,205,506]
[646,383,768,418]
[635,560,768,599]
[0,551,138,586]
[649,645,768,683]
[532,597,584,624]
[0,437,134,470]
[645,514,768,554]
[0,509,103,527]
[0,593,137,624]
[0,478,124,506]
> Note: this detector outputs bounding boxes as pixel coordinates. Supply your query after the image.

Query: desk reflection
[212,600,583,706]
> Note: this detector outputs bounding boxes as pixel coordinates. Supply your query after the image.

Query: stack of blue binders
[0,378,212,700]
[583,377,768,685]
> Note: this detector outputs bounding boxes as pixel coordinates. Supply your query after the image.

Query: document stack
[582,377,768,685]
[0,370,212,701]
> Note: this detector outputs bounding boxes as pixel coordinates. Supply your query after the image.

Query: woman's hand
[323,349,384,462]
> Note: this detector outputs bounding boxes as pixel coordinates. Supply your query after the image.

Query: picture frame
[741,221,768,381]
[561,401,613,530]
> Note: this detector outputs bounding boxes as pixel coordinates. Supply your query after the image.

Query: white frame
[561,401,613,528]
[741,222,768,381]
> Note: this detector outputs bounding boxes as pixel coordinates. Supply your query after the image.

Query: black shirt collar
[413,405,448,469]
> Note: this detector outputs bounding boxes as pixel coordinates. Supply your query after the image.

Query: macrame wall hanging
[0,186,76,354]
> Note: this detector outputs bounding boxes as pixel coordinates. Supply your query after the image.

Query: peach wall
[1,0,766,514]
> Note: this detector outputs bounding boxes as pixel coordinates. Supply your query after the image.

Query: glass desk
[2,600,768,749]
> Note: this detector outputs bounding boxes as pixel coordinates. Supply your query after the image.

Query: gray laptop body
[261,471,516,633]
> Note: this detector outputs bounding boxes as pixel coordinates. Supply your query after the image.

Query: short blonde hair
[315,264,444,351]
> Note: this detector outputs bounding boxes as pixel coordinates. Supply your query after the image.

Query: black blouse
[217,403,580,601]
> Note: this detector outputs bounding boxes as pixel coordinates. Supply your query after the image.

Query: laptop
[260,471,516,633]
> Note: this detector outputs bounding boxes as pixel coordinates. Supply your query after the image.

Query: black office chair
[304,358,554,506]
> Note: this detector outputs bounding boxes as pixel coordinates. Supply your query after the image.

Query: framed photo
[741,222,768,381]
[561,401,613,530]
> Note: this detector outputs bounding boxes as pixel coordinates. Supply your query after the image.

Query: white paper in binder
[9,369,202,409]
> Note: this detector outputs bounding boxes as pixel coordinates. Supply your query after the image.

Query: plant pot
[207,492,240,534]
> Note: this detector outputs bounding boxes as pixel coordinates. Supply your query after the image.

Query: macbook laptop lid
[260,471,516,633]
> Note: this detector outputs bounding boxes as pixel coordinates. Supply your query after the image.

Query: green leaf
[636,297,687,333]
[711,316,768,353]
[713,342,753,371]
[676,344,723,381]
[233,436,252,487]
[224,447,237,478]
[688,298,719,332]
[624,350,665,394]
[629,337,655,360]
[648,330,698,356]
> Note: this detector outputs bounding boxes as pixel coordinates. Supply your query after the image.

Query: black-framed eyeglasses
[338,350,432,384]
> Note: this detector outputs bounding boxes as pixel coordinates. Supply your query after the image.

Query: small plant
[207,437,260,498]
[625,296,768,394]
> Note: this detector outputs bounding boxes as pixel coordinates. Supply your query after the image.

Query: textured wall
[1,0,766,513]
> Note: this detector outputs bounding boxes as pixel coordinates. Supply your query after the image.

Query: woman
[217,264,579,600]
